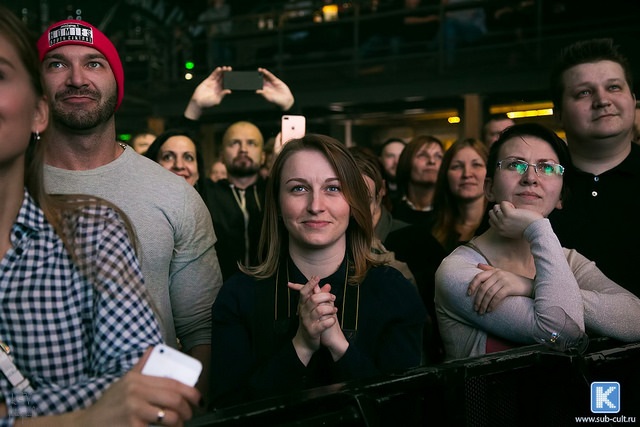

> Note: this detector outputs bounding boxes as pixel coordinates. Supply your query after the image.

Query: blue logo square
[591,382,620,413]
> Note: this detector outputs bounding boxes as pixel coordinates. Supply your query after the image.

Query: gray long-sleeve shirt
[435,219,640,361]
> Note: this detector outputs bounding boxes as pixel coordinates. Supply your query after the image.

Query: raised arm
[184,66,232,120]
[256,67,295,111]
[184,66,295,122]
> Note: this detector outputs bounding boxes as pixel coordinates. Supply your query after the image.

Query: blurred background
[8,0,640,166]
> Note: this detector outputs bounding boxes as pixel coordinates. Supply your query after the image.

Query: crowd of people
[1,2,640,425]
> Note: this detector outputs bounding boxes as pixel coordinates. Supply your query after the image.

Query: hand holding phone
[141,344,202,387]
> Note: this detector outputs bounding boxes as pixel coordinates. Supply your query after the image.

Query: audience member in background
[260,136,276,179]
[482,114,515,148]
[197,0,234,69]
[129,130,156,155]
[432,137,489,253]
[352,146,409,243]
[378,137,407,209]
[548,38,640,298]
[144,129,210,201]
[485,0,536,66]
[386,138,488,363]
[210,134,426,407]
[349,146,414,284]
[209,157,228,182]
[201,121,267,282]
[37,18,221,400]
[398,0,440,53]
[360,0,439,58]
[184,65,296,282]
[440,0,488,66]
[435,123,640,361]
[392,135,444,226]
[0,9,199,425]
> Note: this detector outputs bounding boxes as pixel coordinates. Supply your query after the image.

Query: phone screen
[223,71,264,91]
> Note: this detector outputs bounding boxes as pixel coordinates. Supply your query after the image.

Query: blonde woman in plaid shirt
[0,6,199,426]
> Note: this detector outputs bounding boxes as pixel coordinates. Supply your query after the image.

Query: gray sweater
[435,219,640,361]
[44,147,222,351]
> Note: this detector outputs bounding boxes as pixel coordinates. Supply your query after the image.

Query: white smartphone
[141,344,202,387]
[281,115,306,144]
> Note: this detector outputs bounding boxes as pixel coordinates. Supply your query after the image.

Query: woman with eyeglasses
[435,123,640,361]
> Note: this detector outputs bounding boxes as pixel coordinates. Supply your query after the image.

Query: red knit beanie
[37,20,125,110]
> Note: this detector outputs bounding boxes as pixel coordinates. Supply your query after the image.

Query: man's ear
[484,177,496,202]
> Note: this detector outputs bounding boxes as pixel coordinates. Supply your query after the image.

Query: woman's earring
[33,131,41,142]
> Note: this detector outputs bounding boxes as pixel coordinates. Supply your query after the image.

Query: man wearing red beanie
[37,20,125,110]
[37,19,222,406]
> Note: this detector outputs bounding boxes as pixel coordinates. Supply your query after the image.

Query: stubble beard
[51,91,117,131]
[227,163,260,178]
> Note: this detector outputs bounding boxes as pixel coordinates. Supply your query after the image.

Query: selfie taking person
[435,123,640,361]
[185,66,297,281]
[210,134,426,407]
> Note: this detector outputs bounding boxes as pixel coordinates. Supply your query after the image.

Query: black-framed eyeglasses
[496,158,565,177]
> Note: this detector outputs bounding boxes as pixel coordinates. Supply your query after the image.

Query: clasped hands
[288,277,349,365]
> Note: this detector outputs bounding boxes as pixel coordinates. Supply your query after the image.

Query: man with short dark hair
[548,38,640,297]
[482,114,515,148]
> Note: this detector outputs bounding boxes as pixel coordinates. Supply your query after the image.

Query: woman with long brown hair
[386,137,488,363]
[210,134,426,408]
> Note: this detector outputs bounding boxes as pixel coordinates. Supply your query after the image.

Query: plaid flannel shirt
[0,190,162,425]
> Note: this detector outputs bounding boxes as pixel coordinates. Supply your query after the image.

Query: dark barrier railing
[187,338,640,427]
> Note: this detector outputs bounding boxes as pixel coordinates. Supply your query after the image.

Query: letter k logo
[591,382,620,413]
